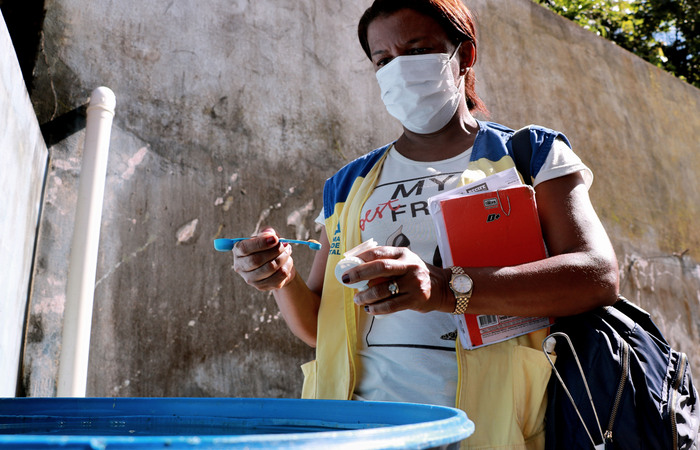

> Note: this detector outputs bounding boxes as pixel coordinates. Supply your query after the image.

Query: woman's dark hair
[358,0,488,116]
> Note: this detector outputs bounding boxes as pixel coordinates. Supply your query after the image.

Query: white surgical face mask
[376,45,464,134]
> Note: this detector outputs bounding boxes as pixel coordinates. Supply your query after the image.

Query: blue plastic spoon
[214,238,322,252]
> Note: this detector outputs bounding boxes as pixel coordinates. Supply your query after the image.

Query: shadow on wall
[0,0,46,95]
[40,104,87,147]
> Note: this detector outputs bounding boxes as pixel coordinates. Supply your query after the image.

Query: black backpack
[510,127,700,449]
[543,298,699,449]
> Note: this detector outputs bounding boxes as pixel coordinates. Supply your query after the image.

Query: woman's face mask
[376,45,464,134]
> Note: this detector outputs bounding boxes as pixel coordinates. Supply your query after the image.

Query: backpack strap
[511,126,533,186]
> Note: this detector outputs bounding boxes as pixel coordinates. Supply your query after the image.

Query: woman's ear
[459,40,476,72]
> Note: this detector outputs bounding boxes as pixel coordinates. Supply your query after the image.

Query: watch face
[453,274,472,294]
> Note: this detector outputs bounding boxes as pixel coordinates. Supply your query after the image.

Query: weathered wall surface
[0,12,48,397]
[24,0,399,397]
[22,0,699,397]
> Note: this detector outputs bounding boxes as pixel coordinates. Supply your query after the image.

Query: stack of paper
[427,170,554,349]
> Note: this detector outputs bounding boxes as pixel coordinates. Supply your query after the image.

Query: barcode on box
[477,315,498,329]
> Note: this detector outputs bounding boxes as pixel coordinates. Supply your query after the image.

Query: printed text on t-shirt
[360,175,457,231]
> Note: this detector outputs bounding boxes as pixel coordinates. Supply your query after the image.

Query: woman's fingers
[234,242,283,272]
[334,245,436,314]
[348,246,436,314]
[232,229,279,258]
[363,297,408,315]
[249,245,296,291]
[232,229,296,291]
[353,277,401,303]
[343,246,405,283]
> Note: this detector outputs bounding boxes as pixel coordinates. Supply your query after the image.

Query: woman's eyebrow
[371,37,430,57]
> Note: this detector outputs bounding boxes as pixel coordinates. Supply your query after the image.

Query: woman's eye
[376,57,391,67]
[407,47,430,55]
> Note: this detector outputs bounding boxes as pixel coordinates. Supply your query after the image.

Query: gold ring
[388,280,399,296]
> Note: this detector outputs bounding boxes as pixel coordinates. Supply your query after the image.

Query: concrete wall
[0,11,48,397]
[21,0,700,397]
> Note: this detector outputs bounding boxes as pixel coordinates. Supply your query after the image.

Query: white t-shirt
[316,138,591,406]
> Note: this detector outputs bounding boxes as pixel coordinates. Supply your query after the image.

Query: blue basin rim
[0,397,475,449]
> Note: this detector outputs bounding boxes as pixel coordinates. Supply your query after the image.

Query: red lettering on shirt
[360,199,401,231]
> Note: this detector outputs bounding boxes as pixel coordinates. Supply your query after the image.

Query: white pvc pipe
[57,87,116,397]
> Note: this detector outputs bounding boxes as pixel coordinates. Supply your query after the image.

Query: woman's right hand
[232,227,296,291]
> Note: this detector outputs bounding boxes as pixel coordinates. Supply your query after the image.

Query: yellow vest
[303,123,559,449]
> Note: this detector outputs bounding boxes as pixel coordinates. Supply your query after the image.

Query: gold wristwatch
[449,266,473,315]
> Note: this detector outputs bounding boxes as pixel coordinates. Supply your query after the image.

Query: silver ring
[388,280,399,296]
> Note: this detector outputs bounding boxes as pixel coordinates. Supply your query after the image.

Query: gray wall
[0,12,48,397]
[20,0,700,397]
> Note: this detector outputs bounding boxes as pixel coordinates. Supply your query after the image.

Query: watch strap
[453,296,470,315]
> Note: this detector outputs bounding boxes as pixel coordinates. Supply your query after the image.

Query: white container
[334,239,378,291]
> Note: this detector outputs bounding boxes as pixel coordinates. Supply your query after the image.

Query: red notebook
[435,184,553,348]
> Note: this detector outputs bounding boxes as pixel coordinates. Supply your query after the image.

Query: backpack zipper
[604,340,630,442]
[670,352,688,449]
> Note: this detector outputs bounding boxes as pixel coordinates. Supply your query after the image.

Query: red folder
[438,185,552,348]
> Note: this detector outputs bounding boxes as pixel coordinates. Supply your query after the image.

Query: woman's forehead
[366,9,450,53]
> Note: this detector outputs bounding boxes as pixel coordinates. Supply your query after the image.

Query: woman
[232,0,619,448]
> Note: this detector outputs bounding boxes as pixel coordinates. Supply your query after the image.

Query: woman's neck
[394,108,480,162]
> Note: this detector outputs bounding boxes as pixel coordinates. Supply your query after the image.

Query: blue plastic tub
[0,397,474,449]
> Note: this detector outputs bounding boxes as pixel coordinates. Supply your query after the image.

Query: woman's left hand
[344,246,453,315]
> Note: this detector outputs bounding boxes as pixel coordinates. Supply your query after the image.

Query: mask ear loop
[449,42,462,60]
